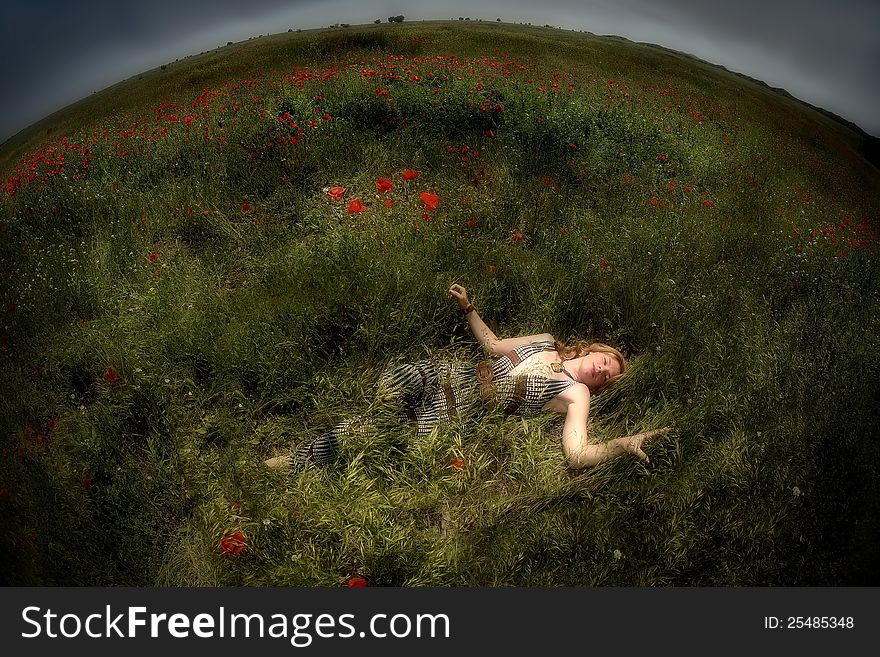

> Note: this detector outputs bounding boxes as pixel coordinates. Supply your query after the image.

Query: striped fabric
[294,341,576,466]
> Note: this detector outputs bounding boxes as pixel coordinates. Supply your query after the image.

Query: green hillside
[1,21,878,586]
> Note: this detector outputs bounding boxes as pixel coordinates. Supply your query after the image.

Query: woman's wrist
[460,303,475,316]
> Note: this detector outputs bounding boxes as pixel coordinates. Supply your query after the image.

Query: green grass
[1,21,878,586]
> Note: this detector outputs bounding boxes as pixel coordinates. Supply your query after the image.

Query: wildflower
[148,251,158,262]
[35,435,44,446]
[18,447,26,459]
[792,486,801,497]
[466,219,477,229]
[658,154,666,162]
[512,231,523,243]
[613,549,623,560]
[103,367,120,385]
[702,199,715,207]
[451,457,464,469]
[82,475,94,489]
[219,531,247,555]
[599,259,610,270]
[184,116,193,127]
[376,178,393,193]
[347,576,368,588]
[420,191,439,211]
[6,303,16,312]
[383,198,394,208]
[348,199,366,214]
[484,129,495,138]
[24,427,34,438]
[328,186,345,201]
[791,279,798,289]
[241,203,252,213]
[402,169,420,180]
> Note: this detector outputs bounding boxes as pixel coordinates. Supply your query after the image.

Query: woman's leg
[266,360,442,469]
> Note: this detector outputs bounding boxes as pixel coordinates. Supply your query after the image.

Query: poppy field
[1,22,878,585]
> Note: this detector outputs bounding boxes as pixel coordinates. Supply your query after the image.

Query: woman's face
[580,351,622,390]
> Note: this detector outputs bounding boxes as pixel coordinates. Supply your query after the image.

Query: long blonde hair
[553,340,627,393]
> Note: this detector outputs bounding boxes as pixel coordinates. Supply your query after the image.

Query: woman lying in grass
[266,283,670,471]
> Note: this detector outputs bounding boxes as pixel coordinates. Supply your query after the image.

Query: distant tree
[497,18,501,22]
[287,29,292,33]
[458,17,464,20]
[227,41,233,45]
[388,15,404,23]
[374,19,381,24]
[465,17,470,21]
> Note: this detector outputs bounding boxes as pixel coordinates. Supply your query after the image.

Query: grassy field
[1,21,878,586]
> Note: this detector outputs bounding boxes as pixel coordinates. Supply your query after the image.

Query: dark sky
[2,0,878,143]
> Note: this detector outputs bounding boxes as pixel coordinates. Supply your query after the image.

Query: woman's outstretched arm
[559,385,670,468]
[448,283,553,355]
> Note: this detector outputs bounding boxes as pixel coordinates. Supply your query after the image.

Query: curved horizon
[1,1,878,145]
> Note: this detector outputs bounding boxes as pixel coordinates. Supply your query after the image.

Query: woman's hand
[621,427,672,464]
[448,283,470,311]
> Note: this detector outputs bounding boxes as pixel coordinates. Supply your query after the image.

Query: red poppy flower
[219,531,247,555]
[484,129,495,138]
[542,177,555,186]
[451,457,464,469]
[103,367,120,385]
[5,303,16,312]
[383,198,394,208]
[328,186,346,201]
[402,169,420,180]
[24,426,34,438]
[184,116,193,127]
[153,271,161,279]
[82,475,94,489]
[348,199,366,214]
[347,576,368,588]
[466,219,477,229]
[702,199,715,208]
[148,250,158,262]
[18,447,26,459]
[658,154,667,162]
[790,279,798,289]
[512,231,523,243]
[599,259,610,270]
[35,435,44,446]
[420,192,439,211]
[376,178,393,193]
[241,203,252,213]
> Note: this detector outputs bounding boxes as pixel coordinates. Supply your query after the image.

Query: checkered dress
[295,340,577,465]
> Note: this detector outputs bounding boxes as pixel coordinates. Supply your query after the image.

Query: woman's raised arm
[448,283,553,356]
